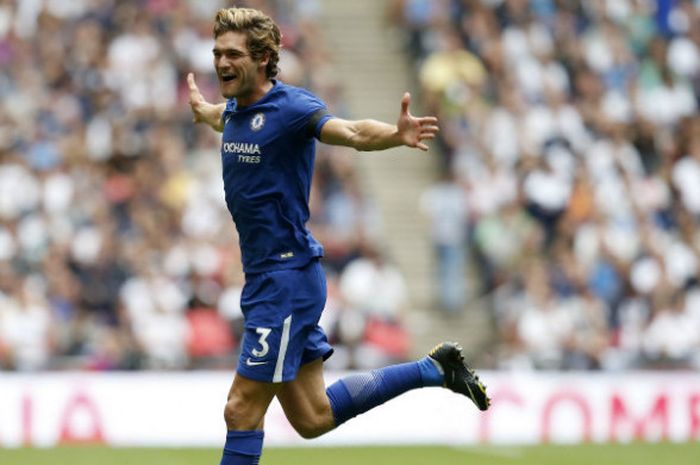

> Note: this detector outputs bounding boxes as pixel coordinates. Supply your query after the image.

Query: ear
[258,51,270,69]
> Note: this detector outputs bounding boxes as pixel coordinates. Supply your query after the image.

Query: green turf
[0,443,698,465]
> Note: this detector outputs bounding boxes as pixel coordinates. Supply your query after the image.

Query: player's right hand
[187,72,207,124]
[187,73,225,132]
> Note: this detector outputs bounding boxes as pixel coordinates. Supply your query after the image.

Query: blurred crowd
[393,0,700,370]
[0,0,411,372]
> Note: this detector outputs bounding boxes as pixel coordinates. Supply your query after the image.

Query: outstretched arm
[319,92,439,152]
[187,73,226,132]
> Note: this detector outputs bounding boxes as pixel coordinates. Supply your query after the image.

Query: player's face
[213,31,267,102]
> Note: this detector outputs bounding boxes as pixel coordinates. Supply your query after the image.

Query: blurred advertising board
[1,371,699,447]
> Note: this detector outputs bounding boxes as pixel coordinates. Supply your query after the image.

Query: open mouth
[221,74,237,82]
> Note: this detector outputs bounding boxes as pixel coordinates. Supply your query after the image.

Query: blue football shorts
[236,258,333,383]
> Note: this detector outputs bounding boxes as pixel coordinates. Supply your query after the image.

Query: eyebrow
[212,47,246,54]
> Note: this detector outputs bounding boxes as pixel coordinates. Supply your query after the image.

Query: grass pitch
[1,443,698,465]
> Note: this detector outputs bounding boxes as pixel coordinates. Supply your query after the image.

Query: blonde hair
[213,7,281,79]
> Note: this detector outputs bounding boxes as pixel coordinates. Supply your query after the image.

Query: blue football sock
[220,430,264,465]
[326,357,444,427]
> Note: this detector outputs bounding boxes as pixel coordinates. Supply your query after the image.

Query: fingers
[187,72,198,92]
[415,122,438,150]
[400,92,410,115]
[187,72,204,124]
[187,72,203,103]
[409,134,435,152]
[405,119,439,151]
[416,116,439,136]
[418,123,439,145]
[417,116,438,125]
[397,92,440,151]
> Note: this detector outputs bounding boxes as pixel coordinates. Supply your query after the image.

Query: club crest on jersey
[250,112,265,131]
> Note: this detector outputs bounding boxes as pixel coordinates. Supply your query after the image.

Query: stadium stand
[391,0,700,370]
[3,0,699,374]
[0,0,410,371]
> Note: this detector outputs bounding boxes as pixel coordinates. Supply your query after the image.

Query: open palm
[396,92,439,151]
[187,73,225,131]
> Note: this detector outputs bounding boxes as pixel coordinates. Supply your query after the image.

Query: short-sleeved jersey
[220,80,333,274]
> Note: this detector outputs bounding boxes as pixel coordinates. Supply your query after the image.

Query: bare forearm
[350,119,403,151]
[320,96,438,152]
[323,119,402,152]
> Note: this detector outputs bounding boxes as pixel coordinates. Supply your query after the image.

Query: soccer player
[187,7,490,465]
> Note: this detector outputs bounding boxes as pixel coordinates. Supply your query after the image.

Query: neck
[237,79,274,107]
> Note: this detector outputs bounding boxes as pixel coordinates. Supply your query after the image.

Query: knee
[224,395,261,430]
[223,398,237,428]
[293,420,327,440]
[223,397,241,429]
[290,406,334,439]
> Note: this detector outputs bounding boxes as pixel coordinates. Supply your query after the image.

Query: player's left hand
[396,92,439,151]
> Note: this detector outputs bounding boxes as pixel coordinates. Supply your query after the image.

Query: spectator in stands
[0,0,402,371]
[339,243,411,367]
[419,170,470,313]
[0,276,52,371]
[642,288,700,369]
[394,0,700,371]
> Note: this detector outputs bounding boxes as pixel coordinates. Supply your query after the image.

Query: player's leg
[219,374,280,465]
[274,260,442,434]
[276,358,335,438]
[322,349,448,429]
[278,341,490,438]
[218,264,302,465]
[223,373,280,430]
[219,259,331,461]
[277,353,446,437]
[354,342,489,417]
[276,259,490,438]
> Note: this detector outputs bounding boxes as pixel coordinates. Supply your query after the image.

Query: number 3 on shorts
[252,327,272,357]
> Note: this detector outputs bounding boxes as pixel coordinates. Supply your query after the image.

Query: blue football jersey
[220,80,334,273]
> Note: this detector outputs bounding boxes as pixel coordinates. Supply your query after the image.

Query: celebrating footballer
[187,7,489,465]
